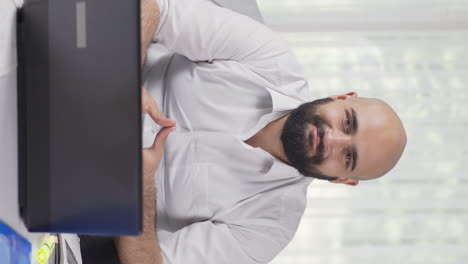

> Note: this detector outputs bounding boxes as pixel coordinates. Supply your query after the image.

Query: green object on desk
[37,235,56,264]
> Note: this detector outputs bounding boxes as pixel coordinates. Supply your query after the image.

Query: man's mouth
[307,125,319,157]
[313,126,320,155]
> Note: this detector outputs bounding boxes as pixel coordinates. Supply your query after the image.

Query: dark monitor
[17,0,142,235]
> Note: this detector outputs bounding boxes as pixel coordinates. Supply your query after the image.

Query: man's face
[281,93,406,183]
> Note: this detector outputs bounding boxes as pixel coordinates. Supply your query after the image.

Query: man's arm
[153,0,286,63]
[114,173,161,264]
[114,90,175,264]
[140,0,160,64]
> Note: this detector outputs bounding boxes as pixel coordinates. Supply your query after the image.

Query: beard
[280,97,336,180]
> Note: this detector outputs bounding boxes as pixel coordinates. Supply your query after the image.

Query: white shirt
[142,0,314,263]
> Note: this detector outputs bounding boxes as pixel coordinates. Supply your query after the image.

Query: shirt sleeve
[153,0,288,63]
[158,221,263,264]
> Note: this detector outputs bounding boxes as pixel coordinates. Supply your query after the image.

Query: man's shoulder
[212,0,265,24]
[220,177,312,262]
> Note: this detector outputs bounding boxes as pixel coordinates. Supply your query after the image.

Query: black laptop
[17,0,142,235]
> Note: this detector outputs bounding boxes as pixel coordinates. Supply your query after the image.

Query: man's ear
[329,178,359,186]
[330,92,358,100]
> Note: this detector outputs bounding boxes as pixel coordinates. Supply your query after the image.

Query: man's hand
[142,88,176,177]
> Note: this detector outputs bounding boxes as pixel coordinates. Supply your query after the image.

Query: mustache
[309,116,326,164]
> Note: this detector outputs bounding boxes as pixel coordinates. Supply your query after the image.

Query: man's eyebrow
[351,107,358,134]
[352,147,358,171]
[350,108,358,171]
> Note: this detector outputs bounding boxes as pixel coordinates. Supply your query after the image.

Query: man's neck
[244,114,290,163]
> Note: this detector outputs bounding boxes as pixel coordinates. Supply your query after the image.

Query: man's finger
[149,108,176,127]
[142,90,176,127]
[150,126,176,153]
[147,98,176,127]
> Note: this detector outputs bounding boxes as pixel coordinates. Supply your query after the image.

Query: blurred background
[256,0,468,263]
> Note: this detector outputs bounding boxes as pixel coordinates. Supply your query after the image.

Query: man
[115,0,407,263]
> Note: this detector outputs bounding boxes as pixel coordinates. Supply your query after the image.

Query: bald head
[280,92,407,185]
[345,97,407,180]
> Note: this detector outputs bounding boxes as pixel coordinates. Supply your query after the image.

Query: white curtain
[256,0,468,263]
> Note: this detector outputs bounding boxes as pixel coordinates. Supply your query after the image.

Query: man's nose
[324,130,352,156]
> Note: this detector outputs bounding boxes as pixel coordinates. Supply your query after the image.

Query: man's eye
[346,114,351,130]
[346,151,351,166]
